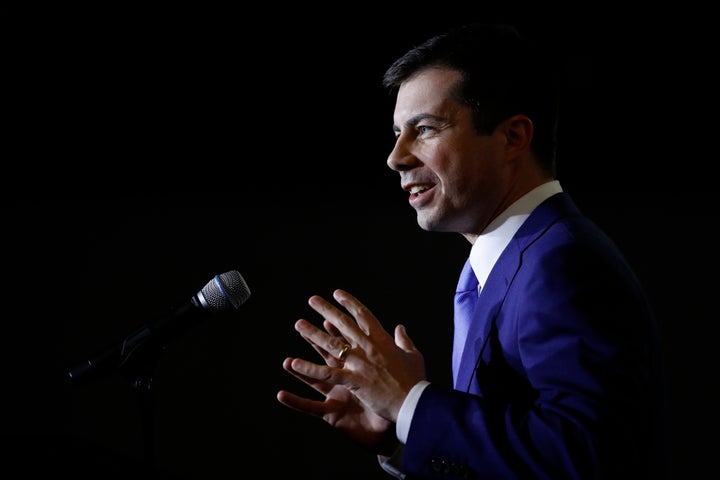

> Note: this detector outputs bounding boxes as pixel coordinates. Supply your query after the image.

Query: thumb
[394,324,417,352]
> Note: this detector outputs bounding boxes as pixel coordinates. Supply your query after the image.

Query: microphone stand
[116,336,167,472]
[68,333,168,472]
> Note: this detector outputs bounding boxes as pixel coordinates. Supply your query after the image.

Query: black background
[4,5,717,479]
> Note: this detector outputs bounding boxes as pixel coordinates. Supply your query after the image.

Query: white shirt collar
[469,180,563,290]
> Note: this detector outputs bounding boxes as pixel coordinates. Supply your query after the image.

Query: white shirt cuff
[396,380,430,444]
[378,445,406,479]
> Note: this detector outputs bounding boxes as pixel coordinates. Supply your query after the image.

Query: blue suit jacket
[402,193,665,479]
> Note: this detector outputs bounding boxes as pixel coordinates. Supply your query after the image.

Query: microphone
[67,270,251,383]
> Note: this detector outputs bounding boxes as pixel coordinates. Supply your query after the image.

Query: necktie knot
[456,257,479,293]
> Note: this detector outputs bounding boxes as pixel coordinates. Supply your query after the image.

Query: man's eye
[418,125,432,134]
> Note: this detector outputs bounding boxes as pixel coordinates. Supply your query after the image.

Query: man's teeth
[410,185,430,194]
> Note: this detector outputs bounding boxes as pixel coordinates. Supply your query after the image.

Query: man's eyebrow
[392,113,444,133]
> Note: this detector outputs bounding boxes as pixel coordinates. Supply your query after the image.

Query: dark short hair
[383,23,559,177]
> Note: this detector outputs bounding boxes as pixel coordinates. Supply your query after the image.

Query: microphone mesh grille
[201,270,251,311]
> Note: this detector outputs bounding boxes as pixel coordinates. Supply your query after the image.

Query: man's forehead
[398,67,462,97]
[394,69,463,123]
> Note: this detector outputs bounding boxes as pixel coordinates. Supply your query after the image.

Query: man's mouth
[408,184,433,196]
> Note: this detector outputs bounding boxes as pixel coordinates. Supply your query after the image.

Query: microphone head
[197,270,251,311]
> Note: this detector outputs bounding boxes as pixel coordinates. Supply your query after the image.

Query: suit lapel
[455,244,519,392]
[455,192,574,393]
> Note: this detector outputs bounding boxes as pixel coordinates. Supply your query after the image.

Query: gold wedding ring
[338,344,351,361]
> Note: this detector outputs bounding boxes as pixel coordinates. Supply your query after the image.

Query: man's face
[387,67,509,236]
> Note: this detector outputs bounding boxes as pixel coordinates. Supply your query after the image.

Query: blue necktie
[452,258,479,387]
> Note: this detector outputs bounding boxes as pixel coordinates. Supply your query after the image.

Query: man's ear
[501,114,533,156]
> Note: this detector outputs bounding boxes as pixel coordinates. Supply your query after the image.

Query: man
[277,23,666,479]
